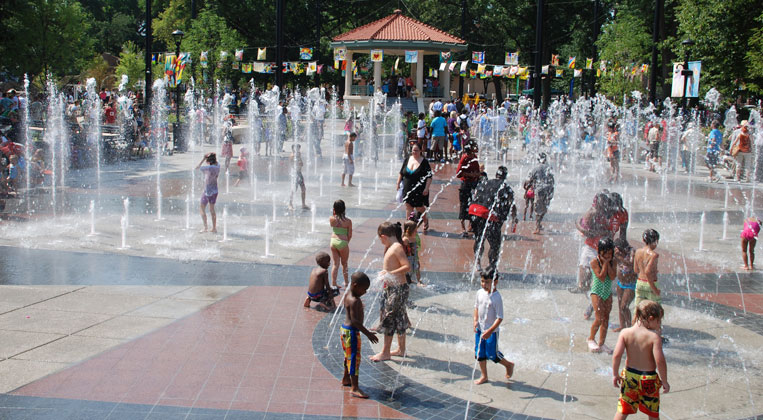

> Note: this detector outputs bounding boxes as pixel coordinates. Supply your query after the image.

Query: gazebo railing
[350,85,375,96]
[423,87,444,98]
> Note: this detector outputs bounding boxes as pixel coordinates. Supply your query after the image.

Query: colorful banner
[477,64,486,74]
[600,60,607,71]
[394,57,400,70]
[307,62,317,75]
[151,54,157,63]
[220,51,228,60]
[405,51,418,63]
[242,63,252,73]
[505,52,518,66]
[232,61,239,70]
[299,48,313,60]
[200,51,208,68]
[493,65,503,75]
[551,54,559,66]
[370,49,383,62]
[235,49,244,61]
[541,65,549,75]
[470,69,476,78]
[459,61,468,76]
[440,51,451,63]
[439,62,446,71]
[555,68,564,78]
[257,48,266,60]
[586,58,593,69]
[574,69,582,78]
[472,51,485,64]
[164,53,176,87]
[509,66,519,76]
[568,56,576,69]
[448,61,457,71]
[334,47,346,61]
[254,62,265,73]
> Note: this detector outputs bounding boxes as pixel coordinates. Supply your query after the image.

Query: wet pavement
[0,137,761,419]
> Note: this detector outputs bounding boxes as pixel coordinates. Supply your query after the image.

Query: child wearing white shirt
[473,270,515,385]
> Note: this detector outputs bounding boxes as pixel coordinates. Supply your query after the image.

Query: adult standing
[468,166,517,272]
[396,144,433,232]
[430,111,448,162]
[456,144,480,237]
[731,120,752,182]
[526,153,555,234]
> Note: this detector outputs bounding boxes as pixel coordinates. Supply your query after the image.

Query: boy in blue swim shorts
[473,270,514,385]
[303,252,339,311]
[340,272,378,398]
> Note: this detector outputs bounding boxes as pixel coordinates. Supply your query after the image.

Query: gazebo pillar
[440,64,450,99]
[415,50,424,100]
[344,53,354,98]
[373,60,382,95]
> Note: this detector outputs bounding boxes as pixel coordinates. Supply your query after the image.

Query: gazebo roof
[331,10,467,52]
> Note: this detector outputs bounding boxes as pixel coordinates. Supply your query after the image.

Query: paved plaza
[0,135,761,419]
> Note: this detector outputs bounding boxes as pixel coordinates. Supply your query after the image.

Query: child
[614,238,637,332]
[402,219,422,285]
[221,118,234,171]
[341,133,356,187]
[473,269,515,385]
[396,122,406,160]
[612,300,670,419]
[341,271,379,398]
[588,237,617,354]
[288,144,308,210]
[370,222,411,362]
[741,216,760,270]
[196,153,220,233]
[522,179,535,221]
[303,252,339,311]
[634,229,661,309]
[233,147,248,187]
[329,200,352,288]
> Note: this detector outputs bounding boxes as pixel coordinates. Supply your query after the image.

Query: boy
[341,272,379,398]
[473,270,515,385]
[612,300,669,419]
[288,144,308,210]
[341,133,356,187]
[303,252,338,311]
[634,229,661,308]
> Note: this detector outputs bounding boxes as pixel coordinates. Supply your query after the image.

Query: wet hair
[403,220,417,236]
[351,271,370,289]
[349,132,357,139]
[642,228,660,245]
[609,192,623,211]
[538,152,547,164]
[496,166,508,180]
[479,269,497,281]
[333,199,346,220]
[418,112,425,119]
[378,221,403,243]
[315,251,330,267]
[206,153,218,165]
[614,237,631,252]
[593,191,611,209]
[634,299,664,324]
[597,237,615,255]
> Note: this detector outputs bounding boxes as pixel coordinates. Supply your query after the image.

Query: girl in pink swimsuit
[741,217,761,270]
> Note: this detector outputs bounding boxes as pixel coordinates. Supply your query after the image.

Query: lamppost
[680,38,695,115]
[172,29,184,152]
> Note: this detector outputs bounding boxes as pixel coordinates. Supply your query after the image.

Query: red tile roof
[333,10,466,44]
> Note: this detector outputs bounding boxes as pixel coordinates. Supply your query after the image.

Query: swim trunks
[200,193,218,206]
[307,288,338,306]
[474,328,504,363]
[342,154,355,175]
[618,366,661,417]
[376,283,411,336]
[617,280,636,291]
[635,280,661,306]
[340,324,361,376]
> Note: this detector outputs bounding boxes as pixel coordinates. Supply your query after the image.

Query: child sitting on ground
[740,216,760,271]
[303,252,339,311]
[612,299,670,419]
[614,238,637,332]
[522,179,535,221]
[341,272,378,398]
[473,269,515,385]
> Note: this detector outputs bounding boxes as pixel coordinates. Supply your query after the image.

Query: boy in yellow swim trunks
[340,272,378,398]
[612,299,669,419]
[634,229,661,308]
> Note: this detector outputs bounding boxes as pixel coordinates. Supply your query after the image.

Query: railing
[424,87,444,97]
[350,85,375,96]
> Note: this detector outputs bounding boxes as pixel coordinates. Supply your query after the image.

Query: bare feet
[506,361,514,379]
[348,183,356,187]
[341,380,351,387]
[302,205,310,210]
[741,265,750,271]
[370,353,390,362]
[533,229,541,234]
[350,389,369,398]
[341,183,346,187]
[389,348,405,357]
[199,228,208,233]
[210,229,218,233]
[474,376,488,385]
[612,327,623,332]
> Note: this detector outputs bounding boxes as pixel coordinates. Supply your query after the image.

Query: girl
[741,216,761,270]
[588,237,617,354]
[220,117,234,171]
[613,238,636,332]
[329,200,352,288]
[233,147,248,187]
[196,153,220,233]
[522,179,535,221]
[402,219,422,285]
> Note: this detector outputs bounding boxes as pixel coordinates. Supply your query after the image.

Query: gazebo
[330,10,467,107]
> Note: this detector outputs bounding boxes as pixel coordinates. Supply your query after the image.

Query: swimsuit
[330,226,349,250]
[618,366,662,417]
[340,324,361,376]
[308,288,338,306]
[590,269,612,300]
[474,327,504,363]
[635,279,661,305]
[617,280,636,290]
[377,282,411,336]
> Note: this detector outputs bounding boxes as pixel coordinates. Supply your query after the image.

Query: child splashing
[613,238,636,332]
[329,200,352,288]
[587,237,616,354]
[402,217,423,285]
[741,216,760,271]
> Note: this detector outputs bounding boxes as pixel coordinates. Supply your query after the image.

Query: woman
[396,144,433,231]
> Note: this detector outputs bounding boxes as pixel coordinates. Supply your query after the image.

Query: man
[429,110,448,162]
[456,144,480,237]
[469,166,517,272]
[526,152,555,234]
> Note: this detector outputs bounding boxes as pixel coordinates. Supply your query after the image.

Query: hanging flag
[477,64,486,74]
[641,64,649,73]
[334,47,346,61]
[352,60,357,76]
[574,69,583,78]
[151,54,157,63]
[485,70,492,78]
[470,69,476,78]
[472,51,485,64]
[317,64,324,74]
[307,62,317,75]
[220,51,228,60]
[394,57,400,70]
[586,58,593,69]
[449,61,457,71]
[405,51,418,63]
[200,51,208,68]
[440,51,451,63]
[493,65,503,75]
[631,65,637,75]
[439,62,446,71]
[596,69,601,77]
[479,71,487,79]
[342,60,348,71]
[551,54,559,66]
[300,47,313,60]
[459,61,467,76]
[428,68,433,77]
[164,53,176,88]
[568,56,576,69]
[232,61,239,70]
[600,60,607,71]
[282,62,290,73]
[509,66,519,76]
[370,49,383,62]
[556,68,564,78]
[334,60,340,70]
[541,65,549,75]
[518,67,528,76]
[242,63,252,73]
[253,62,265,73]
[235,49,244,61]
[505,52,518,66]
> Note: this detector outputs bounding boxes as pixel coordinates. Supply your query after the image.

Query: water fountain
[85,78,102,195]
[151,79,167,220]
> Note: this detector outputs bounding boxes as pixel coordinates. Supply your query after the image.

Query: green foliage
[596,11,652,100]
[114,41,164,91]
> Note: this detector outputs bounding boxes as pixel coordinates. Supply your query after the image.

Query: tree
[596,12,652,101]
[114,41,164,91]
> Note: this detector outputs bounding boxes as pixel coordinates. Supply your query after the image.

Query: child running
[473,270,515,385]
[740,216,760,270]
[329,200,352,288]
[340,271,379,398]
[614,238,637,332]
[303,252,339,311]
[588,237,617,354]
[370,222,411,362]
[196,153,220,233]
[612,300,670,419]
